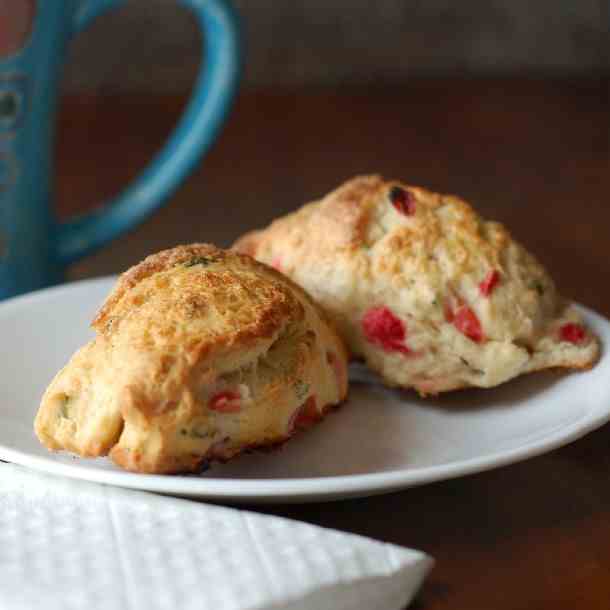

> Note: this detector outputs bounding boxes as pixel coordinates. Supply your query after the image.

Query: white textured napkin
[0,464,432,610]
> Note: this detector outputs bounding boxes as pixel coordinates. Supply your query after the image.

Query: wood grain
[56,78,610,609]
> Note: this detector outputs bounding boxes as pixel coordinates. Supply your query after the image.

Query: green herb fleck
[179,426,212,439]
[0,92,18,120]
[529,280,545,296]
[460,357,483,374]
[431,298,438,306]
[294,380,310,401]
[184,256,216,268]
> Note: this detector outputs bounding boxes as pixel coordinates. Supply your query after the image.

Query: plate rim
[1,277,608,502]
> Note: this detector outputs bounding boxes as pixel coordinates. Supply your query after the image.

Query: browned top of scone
[92,244,307,361]
[235,175,384,257]
[93,243,224,328]
[236,174,521,279]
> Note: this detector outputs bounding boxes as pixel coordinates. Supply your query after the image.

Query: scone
[35,244,348,474]
[234,175,599,394]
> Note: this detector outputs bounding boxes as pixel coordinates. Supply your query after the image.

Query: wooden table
[57,78,609,609]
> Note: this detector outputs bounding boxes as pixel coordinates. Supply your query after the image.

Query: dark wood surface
[57,79,609,609]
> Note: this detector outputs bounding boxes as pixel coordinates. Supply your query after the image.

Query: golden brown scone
[234,175,599,394]
[35,244,348,474]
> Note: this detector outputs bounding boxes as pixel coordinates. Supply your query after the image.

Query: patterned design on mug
[0,75,27,133]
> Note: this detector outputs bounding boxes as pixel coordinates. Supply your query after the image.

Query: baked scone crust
[35,244,348,473]
[234,175,599,394]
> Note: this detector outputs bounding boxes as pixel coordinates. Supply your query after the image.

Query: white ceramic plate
[0,277,608,503]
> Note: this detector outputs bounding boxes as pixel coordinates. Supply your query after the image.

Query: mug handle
[56,0,240,265]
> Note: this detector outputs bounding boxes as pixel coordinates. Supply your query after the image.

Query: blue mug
[0,0,240,299]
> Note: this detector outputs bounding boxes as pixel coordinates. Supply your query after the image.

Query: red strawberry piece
[479,270,500,297]
[209,391,241,413]
[389,186,416,216]
[453,305,484,343]
[560,323,585,344]
[362,306,411,354]
[289,395,318,431]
